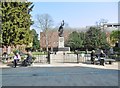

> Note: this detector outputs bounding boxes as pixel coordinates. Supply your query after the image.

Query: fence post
[75,50,79,63]
[77,53,79,63]
[47,51,50,64]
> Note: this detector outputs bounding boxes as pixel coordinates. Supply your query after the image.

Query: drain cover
[32,74,38,76]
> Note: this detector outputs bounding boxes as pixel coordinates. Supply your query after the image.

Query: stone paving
[1,62,119,86]
[0,61,119,70]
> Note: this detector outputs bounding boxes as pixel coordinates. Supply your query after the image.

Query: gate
[33,54,48,63]
[33,52,91,64]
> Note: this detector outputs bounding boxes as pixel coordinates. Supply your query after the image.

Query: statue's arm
[62,20,64,26]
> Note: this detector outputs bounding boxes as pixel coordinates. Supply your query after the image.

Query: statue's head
[62,20,64,26]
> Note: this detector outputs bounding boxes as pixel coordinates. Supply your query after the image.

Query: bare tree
[36,14,53,51]
[99,19,108,26]
[95,19,108,31]
[96,19,108,26]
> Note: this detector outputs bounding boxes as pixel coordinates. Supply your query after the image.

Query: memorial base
[58,37,64,48]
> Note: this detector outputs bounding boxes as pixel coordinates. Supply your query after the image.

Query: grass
[67,51,88,54]
[7,51,47,57]
[32,52,48,55]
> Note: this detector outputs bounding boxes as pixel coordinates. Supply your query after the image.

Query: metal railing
[33,54,48,63]
[32,53,91,64]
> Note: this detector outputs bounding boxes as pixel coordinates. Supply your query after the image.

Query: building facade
[40,30,72,50]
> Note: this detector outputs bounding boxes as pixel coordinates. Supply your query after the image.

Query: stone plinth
[58,37,64,48]
[50,36,70,64]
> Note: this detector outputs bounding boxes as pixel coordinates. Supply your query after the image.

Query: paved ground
[0,61,119,86]
[1,65,119,86]
[32,62,119,70]
[0,61,119,70]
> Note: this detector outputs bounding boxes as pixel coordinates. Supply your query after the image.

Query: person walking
[91,50,96,64]
[13,52,21,68]
[100,50,106,66]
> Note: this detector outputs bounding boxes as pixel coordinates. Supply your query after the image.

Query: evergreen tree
[66,31,85,50]
[31,29,40,51]
[1,2,34,46]
[85,27,109,50]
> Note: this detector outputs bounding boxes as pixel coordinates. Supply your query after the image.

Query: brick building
[40,30,72,50]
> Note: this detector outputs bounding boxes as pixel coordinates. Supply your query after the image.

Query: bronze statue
[58,20,64,37]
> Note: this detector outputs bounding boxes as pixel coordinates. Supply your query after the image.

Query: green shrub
[21,56,24,60]
[32,57,36,61]
[32,52,48,55]
[113,47,120,52]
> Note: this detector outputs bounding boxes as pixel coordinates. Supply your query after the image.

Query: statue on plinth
[58,20,64,37]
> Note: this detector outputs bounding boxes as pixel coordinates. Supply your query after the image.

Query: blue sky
[30,2,118,35]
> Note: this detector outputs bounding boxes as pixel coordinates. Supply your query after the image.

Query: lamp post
[118,26,120,48]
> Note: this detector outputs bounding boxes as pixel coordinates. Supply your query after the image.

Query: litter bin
[100,58,104,66]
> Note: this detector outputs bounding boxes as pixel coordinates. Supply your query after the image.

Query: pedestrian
[2,52,8,62]
[91,50,96,64]
[100,50,106,66]
[13,52,21,68]
[109,47,114,55]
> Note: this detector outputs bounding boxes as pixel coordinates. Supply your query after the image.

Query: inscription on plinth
[58,37,64,48]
